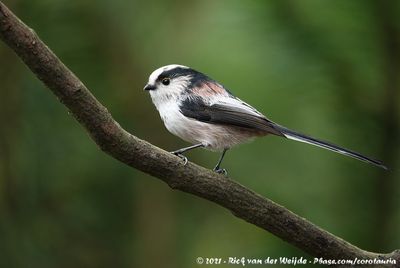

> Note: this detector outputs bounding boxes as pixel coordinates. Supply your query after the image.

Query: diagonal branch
[0,2,398,265]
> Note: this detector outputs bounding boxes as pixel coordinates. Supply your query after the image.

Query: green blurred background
[0,0,399,267]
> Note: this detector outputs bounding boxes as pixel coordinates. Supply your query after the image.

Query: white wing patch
[209,96,266,118]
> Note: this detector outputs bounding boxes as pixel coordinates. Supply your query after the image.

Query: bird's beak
[143,84,156,91]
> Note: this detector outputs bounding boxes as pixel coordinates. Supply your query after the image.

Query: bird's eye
[161,78,170,86]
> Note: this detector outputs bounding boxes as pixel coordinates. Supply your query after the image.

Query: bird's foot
[213,167,228,176]
[170,151,188,166]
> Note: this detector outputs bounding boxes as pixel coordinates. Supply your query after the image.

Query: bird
[143,64,387,174]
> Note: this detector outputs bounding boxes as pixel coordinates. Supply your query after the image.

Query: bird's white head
[144,64,194,107]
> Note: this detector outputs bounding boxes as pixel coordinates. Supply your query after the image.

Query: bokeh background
[1,0,399,267]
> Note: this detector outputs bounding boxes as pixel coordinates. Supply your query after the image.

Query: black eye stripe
[154,66,230,94]
[156,67,196,82]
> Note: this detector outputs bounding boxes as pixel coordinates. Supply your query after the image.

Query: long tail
[272,124,387,170]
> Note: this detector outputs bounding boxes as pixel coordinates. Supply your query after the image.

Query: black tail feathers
[273,124,387,170]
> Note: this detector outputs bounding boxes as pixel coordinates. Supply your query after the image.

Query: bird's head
[144,64,215,107]
[144,64,191,104]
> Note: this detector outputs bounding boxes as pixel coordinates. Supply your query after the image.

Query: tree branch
[0,2,398,265]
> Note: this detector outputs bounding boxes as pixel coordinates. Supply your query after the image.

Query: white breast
[155,100,257,151]
[157,100,202,144]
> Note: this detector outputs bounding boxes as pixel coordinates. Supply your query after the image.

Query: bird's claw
[170,152,188,166]
[213,167,228,176]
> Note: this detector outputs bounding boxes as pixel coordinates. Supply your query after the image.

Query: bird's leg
[170,143,204,165]
[213,149,228,175]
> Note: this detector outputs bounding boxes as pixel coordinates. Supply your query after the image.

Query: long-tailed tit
[144,64,387,174]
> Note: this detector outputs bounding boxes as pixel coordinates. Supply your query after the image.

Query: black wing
[179,96,284,136]
[179,96,387,169]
